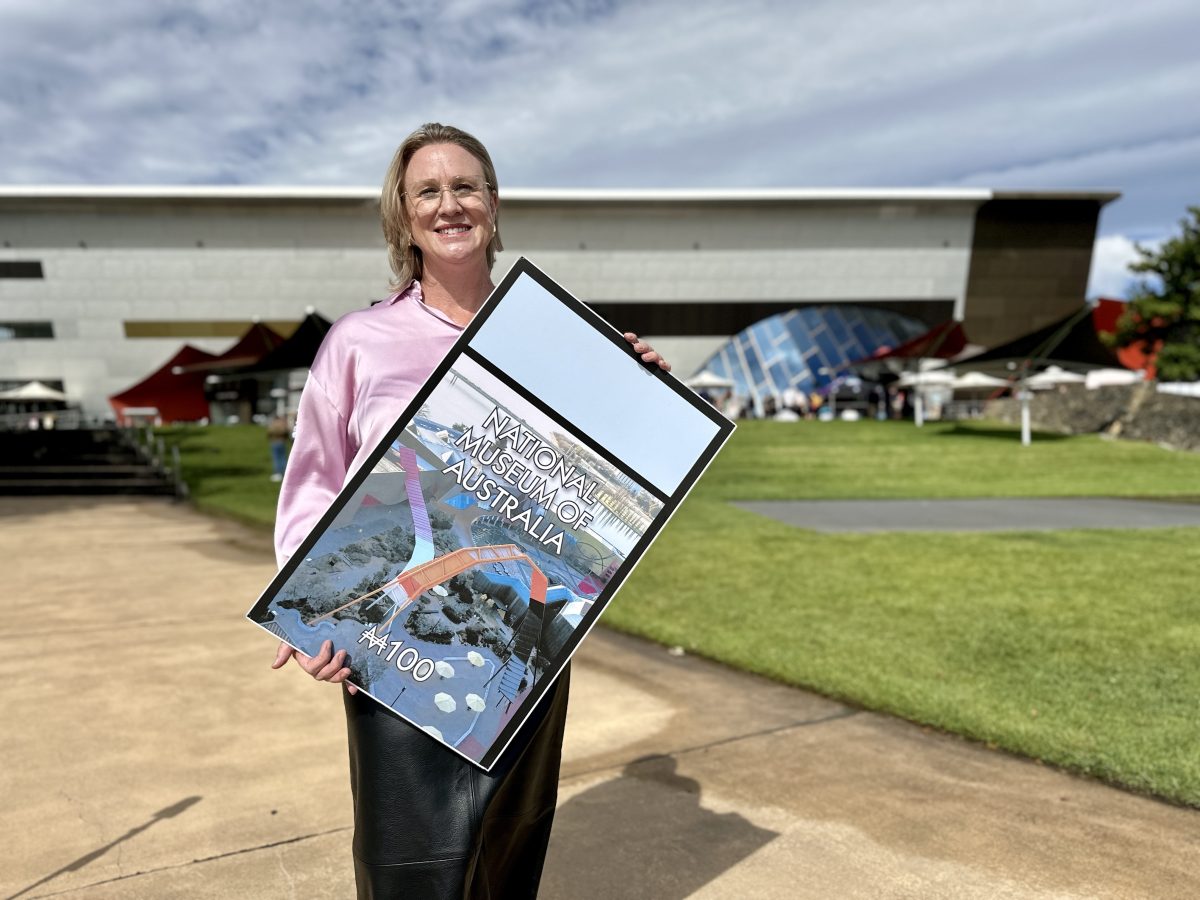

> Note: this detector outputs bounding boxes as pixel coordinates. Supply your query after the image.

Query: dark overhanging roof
[588,298,956,338]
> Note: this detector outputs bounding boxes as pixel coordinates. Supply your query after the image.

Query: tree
[1107,206,1200,381]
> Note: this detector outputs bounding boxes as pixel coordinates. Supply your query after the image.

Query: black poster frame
[248,257,734,770]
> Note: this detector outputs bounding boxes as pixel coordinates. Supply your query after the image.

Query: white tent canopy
[1025,365,1087,390]
[951,371,1009,391]
[897,370,954,387]
[1158,381,1200,398]
[686,370,734,390]
[0,380,68,402]
[1085,368,1142,389]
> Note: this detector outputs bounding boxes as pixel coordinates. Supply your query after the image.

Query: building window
[0,261,44,278]
[0,321,54,340]
[697,305,926,411]
[124,320,299,338]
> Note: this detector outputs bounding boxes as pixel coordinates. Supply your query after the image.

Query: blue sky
[470,271,722,495]
[2,0,1197,297]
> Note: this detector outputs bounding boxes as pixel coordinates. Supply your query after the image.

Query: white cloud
[1087,234,1166,299]
[1088,235,1139,299]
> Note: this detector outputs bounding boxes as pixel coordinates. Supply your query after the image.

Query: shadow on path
[6,796,201,900]
[543,756,777,899]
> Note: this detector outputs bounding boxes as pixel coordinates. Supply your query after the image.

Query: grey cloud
[0,0,1196,253]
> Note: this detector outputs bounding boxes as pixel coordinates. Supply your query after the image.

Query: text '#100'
[358,626,435,681]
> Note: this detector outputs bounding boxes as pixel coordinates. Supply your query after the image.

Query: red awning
[109,344,218,424]
[173,322,285,374]
[863,320,969,362]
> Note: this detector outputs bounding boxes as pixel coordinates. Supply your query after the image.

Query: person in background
[871,383,888,421]
[266,414,290,482]
[809,389,824,419]
[269,123,669,899]
[783,386,808,417]
[720,392,741,419]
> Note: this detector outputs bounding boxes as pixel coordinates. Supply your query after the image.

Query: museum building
[0,186,1117,419]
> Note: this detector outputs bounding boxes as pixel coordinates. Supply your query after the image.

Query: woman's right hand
[272,639,358,694]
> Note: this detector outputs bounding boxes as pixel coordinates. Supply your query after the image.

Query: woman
[270,122,669,899]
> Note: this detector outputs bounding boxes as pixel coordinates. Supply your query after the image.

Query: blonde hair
[379,123,502,291]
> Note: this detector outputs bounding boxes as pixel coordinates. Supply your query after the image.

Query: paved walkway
[733,497,1200,532]
[3,497,1199,899]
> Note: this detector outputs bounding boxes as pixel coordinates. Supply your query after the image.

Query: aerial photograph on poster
[251,353,663,765]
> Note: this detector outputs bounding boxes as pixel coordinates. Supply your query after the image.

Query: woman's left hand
[624,333,671,372]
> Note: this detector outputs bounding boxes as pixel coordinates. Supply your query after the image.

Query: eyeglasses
[402,179,491,211]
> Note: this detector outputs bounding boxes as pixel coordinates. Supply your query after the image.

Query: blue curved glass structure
[698,305,926,411]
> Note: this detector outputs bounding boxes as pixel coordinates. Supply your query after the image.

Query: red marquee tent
[109,344,218,424]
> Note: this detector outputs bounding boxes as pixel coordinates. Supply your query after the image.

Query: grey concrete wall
[985,383,1200,452]
[0,194,1021,417]
[500,201,976,303]
[497,199,977,375]
[1,201,388,413]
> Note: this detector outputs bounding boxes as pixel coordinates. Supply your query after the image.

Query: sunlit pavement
[3,497,1198,899]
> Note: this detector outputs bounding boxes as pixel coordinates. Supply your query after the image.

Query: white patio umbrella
[0,380,69,402]
[434,660,455,679]
[465,693,486,712]
[951,371,1009,391]
[421,725,444,740]
[466,650,485,667]
[1158,382,1200,398]
[1025,365,1087,390]
[897,367,953,427]
[433,692,457,713]
[1085,368,1142,389]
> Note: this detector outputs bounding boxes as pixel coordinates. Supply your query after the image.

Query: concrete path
[733,497,1200,532]
[3,497,1198,899]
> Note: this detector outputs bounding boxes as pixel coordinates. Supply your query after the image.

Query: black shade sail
[229,311,333,374]
[953,305,1123,371]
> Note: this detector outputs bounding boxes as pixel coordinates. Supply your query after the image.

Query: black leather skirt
[342,667,570,899]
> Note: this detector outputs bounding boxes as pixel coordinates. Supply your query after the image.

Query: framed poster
[248,258,734,770]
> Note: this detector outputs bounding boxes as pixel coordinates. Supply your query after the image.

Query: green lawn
[161,420,1200,805]
[156,424,283,528]
[606,501,1200,805]
[709,419,1200,500]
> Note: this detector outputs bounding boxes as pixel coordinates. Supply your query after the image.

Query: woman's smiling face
[403,143,498,273]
